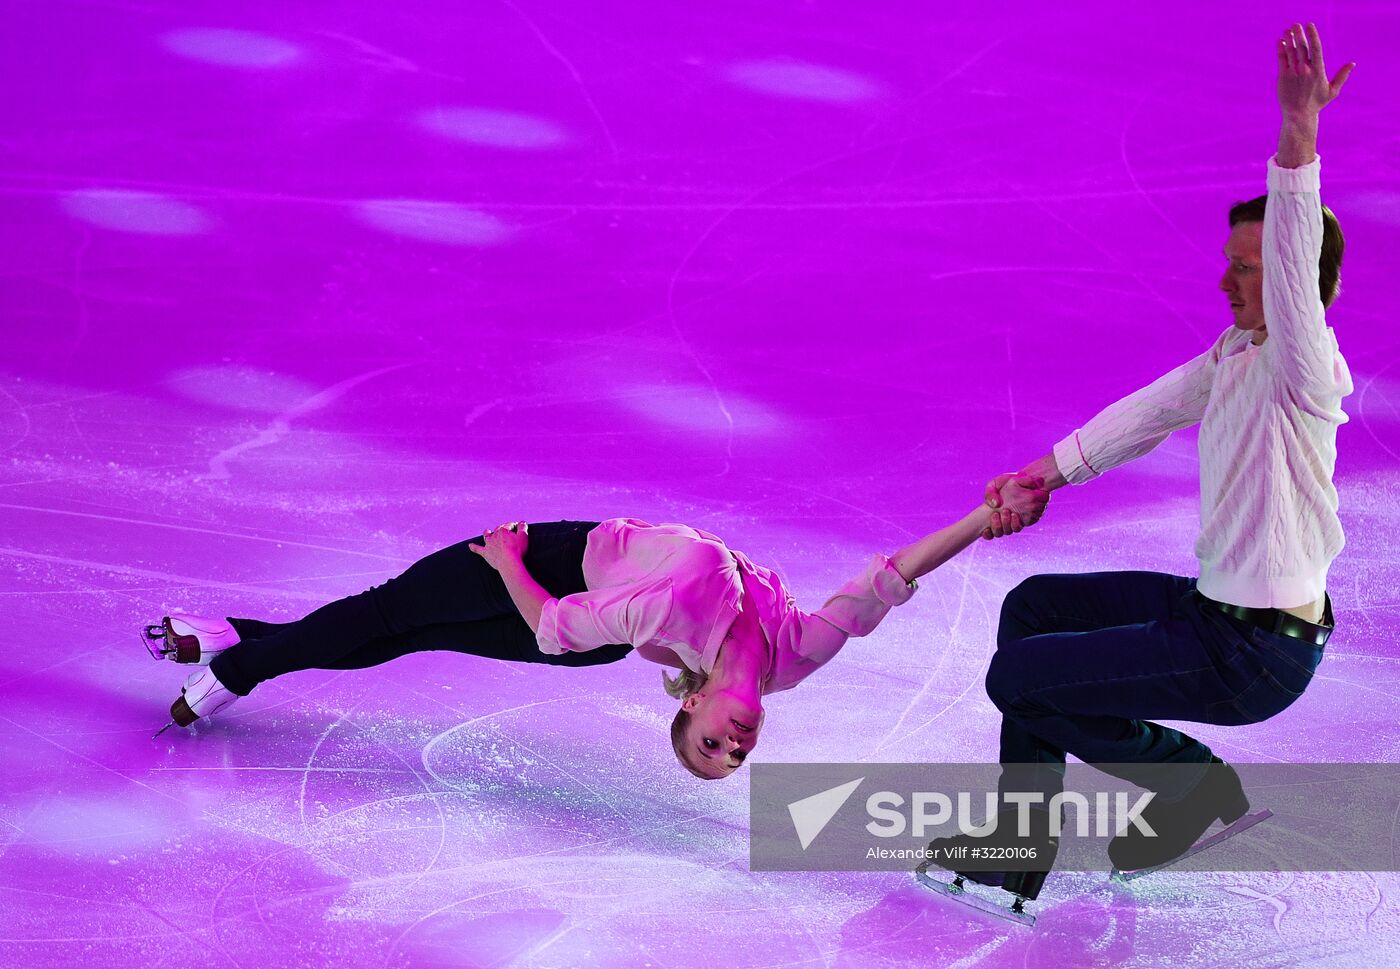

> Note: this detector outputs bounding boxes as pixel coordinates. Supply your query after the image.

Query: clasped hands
[981,473,1049,541]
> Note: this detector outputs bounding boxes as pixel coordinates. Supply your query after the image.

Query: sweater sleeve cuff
[1268,154,1320,192]
[814,554,917,638]
[1053,432,1098,486]
[534,598,566,655]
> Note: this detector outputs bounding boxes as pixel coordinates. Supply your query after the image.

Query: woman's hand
[469,522,549,631]
[468,521,529,571]
[981,474,1048,540]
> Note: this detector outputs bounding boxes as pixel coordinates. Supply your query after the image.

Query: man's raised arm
[1265,22,1353,390]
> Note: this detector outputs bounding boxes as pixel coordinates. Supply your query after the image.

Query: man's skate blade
[1111,808,1274,883]
[914,869,1036,928]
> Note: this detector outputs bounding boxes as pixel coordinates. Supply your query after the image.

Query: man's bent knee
[998,574,1059,647]
[984,648,1027,714]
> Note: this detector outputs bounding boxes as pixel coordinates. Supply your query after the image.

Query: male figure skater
[930,23,1356,918]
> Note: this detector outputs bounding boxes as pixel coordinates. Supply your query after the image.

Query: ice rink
[2,2,1398,966]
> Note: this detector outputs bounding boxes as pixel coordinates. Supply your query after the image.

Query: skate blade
[1110,808,1274,883]
[140,621,174,661]
[914,865,1036,928]
[152,720,175,739]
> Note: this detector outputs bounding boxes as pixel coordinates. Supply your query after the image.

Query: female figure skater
[146,478,1046,778]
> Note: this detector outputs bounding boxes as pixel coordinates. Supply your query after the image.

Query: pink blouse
[535,518,917,694]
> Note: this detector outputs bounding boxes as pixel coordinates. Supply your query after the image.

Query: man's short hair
[1228,195,1345,308]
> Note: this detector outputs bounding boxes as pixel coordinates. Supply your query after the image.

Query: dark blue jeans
[210,520,631,696]
[987,571,1325,801]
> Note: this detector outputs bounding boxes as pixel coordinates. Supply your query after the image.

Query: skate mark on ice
[0,546,338,603]
[315,30,439,77]
[150,765,407,774]
[0,715,237,828]
[419,695,590,790]
[946,937,1010,968]
[204,364,410,481]
[500,0,619,160]
[1355,358,1400,466]
[872,556,994,755]
[0,502,407,563]
[335,709,452,901]
[298,719,346,838]
[1222,882,1292,935]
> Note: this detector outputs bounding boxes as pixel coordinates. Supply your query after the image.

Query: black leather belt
[1194,590,1333,647]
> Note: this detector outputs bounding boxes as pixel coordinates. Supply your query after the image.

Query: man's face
[1220,221,1266,340]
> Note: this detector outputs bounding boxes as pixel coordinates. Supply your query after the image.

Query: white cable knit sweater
[1052,157,1351,608]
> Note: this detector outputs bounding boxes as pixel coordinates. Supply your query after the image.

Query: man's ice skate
[914,808,1057,928]
[141,614,240,665]
[1109,758,1272,882]
[156,668,239,737]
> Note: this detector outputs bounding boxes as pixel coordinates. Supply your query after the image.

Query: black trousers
[209,520,632,696]
[987,571,1325,800]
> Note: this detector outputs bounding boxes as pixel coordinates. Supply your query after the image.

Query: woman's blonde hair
[662,668,706,700]
[665,669,716,779]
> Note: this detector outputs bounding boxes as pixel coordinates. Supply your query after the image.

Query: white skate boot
[167,668,238,730]
[141,614,240,665]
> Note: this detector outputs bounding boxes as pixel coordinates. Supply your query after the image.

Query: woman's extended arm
[891,478,1047,583]
[890,505,995,583]
[496,558,551,632]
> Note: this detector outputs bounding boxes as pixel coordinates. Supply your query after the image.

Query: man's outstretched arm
[981,343,1222,538]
